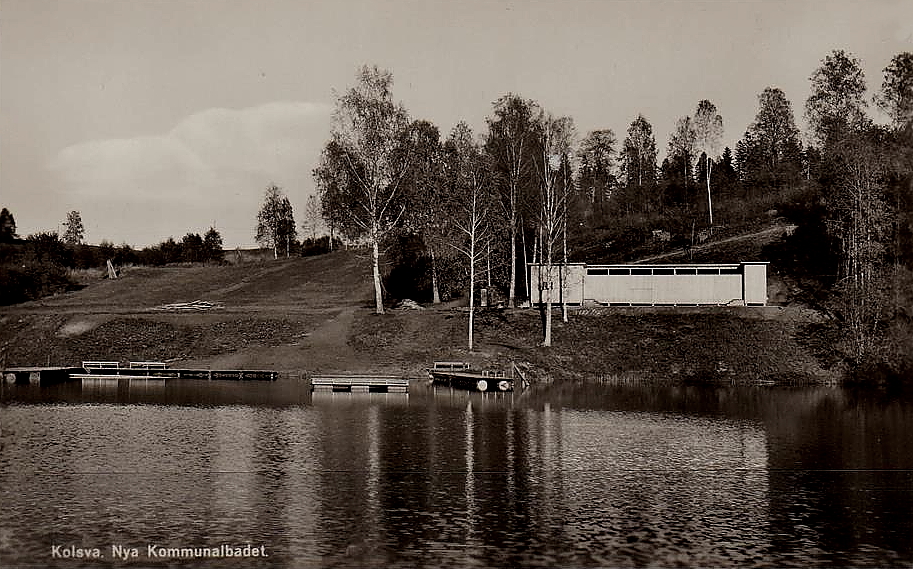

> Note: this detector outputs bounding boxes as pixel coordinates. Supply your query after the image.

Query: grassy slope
[0,230,841,382]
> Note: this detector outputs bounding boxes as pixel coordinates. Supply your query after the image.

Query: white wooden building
[527,262,768,306]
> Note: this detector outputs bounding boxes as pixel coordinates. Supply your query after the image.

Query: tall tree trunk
[468,236,475,351]
[684,155,688,192]
[430,246,441,304]
[543,246,552,347]
[638,153,643,188]
[521,221,529,301]
[371,222,384,314]
[486,240,492,289]
[508,206,517,308]
[561,202,568,323]
[706,156,714,230]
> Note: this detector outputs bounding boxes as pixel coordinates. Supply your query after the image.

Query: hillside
[0,230,842,383]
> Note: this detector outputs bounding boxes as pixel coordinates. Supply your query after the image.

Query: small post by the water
[512,362,528,390]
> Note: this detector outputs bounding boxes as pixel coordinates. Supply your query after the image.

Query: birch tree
[256,184,296,259]
[316,65,412,313]
[485,94,541,308]
[806,53,898,365]
[302,195,322,241]
[445,122,492,351]
[693,100,724,229]
[577,129,617,219]
[535,113,575,347]
[737,87,802,188]
[827,129,894,363]
[806,49,868,146]
[875,51,913,130]
[621,115,657,213]
[400,120,447,304]
[667,116,697,204]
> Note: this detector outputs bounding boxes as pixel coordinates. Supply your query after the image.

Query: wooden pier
[2,362,278,384]
[310,375,409,393]
[80,362,278,381]
[73,373,166,382]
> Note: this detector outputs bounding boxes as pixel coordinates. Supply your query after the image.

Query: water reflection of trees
[764,389,913,565]
[304,384,912,566]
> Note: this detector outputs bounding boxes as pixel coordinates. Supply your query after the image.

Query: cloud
[49,101,332,247]
[52,135,210,202]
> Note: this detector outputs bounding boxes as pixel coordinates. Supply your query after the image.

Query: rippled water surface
[1,379,911,567]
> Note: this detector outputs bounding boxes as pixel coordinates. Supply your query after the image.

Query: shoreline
[1,303,843,386]
[0,253,845,386]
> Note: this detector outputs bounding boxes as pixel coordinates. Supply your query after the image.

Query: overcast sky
[2,0,911,249]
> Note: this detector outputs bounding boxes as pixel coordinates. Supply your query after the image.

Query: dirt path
[634,224,795,263]
[168,306,364,372]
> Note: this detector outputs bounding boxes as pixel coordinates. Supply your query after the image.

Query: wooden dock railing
[82,361,120,370]
[129,361,168,369]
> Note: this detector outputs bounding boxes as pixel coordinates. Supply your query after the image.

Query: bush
[0,260,77,305]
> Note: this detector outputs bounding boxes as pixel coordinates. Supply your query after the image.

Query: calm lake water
[1,378,911,568]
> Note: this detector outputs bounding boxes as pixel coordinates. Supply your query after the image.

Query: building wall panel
[528,263,585,305]
[530,262,768,306]
[743,263,767,305]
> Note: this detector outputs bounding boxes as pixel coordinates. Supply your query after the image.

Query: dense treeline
[0,224,227,305]
[0,203,346,306]
[315,51,912,377]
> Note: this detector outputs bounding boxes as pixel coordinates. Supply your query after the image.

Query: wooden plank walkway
[74,373,165,381]
[310,375,409,393]
[80,365,278,381]
[4,365,278,383]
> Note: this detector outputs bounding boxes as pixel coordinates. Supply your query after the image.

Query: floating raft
[310,375,409,393]
[429,362,514,392]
